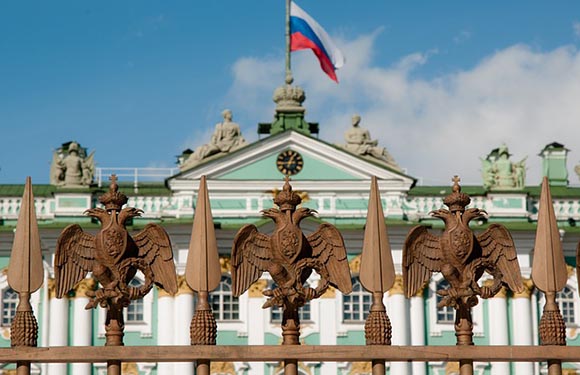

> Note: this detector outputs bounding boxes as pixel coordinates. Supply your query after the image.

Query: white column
[71,279,96,375]
[389,275,410,375]
[511,279,535,375]
[174,276,194,374]
[157,288,175,375]
[487,285,509,375]
[48,278,69,375]
[318,288,338,375]
[410,291,427,375]
[247,280,267,375]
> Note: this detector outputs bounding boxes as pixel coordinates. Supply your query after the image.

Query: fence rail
[1,345,579,363]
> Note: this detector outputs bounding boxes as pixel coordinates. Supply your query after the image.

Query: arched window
[210,276,239,321]
[269,282,311,323]
[2,288,18,327]
[436,280,454,324]
[557,286,576,325]
[125,279,144,323]
[342,277,371,322]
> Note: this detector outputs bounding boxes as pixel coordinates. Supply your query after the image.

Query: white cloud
[574,21,580,38]
[227,32,580,186]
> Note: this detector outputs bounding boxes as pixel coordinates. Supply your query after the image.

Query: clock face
[276,150,304,176]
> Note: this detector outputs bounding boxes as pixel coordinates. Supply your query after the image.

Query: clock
[276,150,304,176]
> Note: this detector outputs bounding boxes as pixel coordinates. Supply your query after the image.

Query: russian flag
[290,1,345,82]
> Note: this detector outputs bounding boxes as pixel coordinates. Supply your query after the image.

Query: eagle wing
[231,224,271,297]
[477,223,524,293]
[403,225,443,298]
[307,223,352,294]
[55,224,95,298]
[134,223,178,295]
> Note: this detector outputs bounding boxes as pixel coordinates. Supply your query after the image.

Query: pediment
[168,130,415,192]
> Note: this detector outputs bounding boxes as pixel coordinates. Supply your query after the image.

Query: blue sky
[2,1,580,185]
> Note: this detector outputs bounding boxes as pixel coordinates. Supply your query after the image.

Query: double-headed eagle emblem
[54,176,177,309]
[231,178,352,310]
[403,176,524,308]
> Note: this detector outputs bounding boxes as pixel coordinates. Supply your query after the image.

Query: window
[558,286,576,325]
[125,279,144,323]
[343,277,371,322]
[210,276,239,321]
[2,288,18,326]
[436,280,454,324]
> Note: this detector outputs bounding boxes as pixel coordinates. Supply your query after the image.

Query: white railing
[96,168,179,191]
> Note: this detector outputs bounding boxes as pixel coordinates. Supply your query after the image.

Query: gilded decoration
[483,279,506,298]
[121,362,139,375]
[349,255,361,274]
[388,274,404,295]
[1,327,10,340]
[157,284,171,298]
[567,264,575,278]
[248,279,268,297]
[73,277,97,298]
[47,278,57,299]
[210,361,236,375]
[445,361,460,374]
[177,274,194,295]
[349,361,372,375]
[3,370,16,375]
[220,257,231,274]
[320,285,336,298]
[273,362,312,375]
[512,278,535,299]
[563,369,579,375]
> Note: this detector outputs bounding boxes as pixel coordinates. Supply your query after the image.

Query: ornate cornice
[349,361,372,374]
[121,362,139,375]
[157,284,172,298]
[512,278,534,299]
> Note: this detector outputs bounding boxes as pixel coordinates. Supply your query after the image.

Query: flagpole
[285,0,293,84]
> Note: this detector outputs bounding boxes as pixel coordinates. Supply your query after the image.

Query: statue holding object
[481,144,526,190]
[231,178,352,345]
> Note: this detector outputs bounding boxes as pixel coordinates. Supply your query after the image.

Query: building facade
[1,88,580,375]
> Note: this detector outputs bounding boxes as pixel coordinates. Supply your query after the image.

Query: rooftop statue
[338,115,401,171]
[50,141,95,188]
[179,109,247,171]
[480,144,526,190]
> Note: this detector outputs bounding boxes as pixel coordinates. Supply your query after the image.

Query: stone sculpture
[403,176,524,366]
[180,109,247,170]
[53,175,177,349]
[338,115,400,170]
[481,144,526,190]
[50,141,95,187]
[231,178,352,345]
